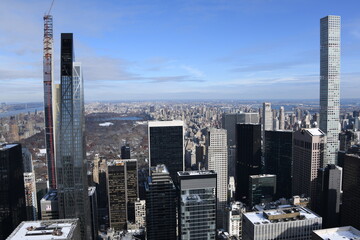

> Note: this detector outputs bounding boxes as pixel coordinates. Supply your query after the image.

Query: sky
[1,0,360,102]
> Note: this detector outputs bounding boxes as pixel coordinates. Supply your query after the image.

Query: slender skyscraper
[57,33,91,239]
[320,15,341,165]
[43,15,56,189]
[206,128,228,228]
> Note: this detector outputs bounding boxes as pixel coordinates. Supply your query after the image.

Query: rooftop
[305,128,325,136]
[244,206,320,225]
[7,219,79,240]
[107,159,137,167]
[0,143,19,151]
[178,170,216,176]
[148,120,183,127]
[250,174,276,179]
[313,226,360,240]
[41,190,58,202]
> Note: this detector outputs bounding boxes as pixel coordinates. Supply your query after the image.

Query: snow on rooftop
[313,226,360,240]
[148,120,183,127]
[306,128,324,136]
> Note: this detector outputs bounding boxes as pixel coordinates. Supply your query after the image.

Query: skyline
[1,0,360,102]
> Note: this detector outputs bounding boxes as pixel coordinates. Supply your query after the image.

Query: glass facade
[57,33,91,240]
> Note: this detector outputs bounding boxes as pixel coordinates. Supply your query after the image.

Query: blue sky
[1,0,360,102]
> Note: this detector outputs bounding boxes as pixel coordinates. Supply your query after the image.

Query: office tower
[292,129,326,210]
[43,15,56,190]
[227,201,246,239]
[134,199,146,229]
[206,128,228,228]
[262,103,273,140]
[0,143,26,239]
[88,187,99,240]
[222,113,259,147]
[195,145,204,167]
[40,189,59,220]
[341,145,360,229]
[273,117,279,131]
[249,174,276,206]
[56,33,91,239]
[178,171,217,240]
[121,145,131,159]
[320,15,341,165]
[146,165,177,240]
[7,219,81,240]
[316,164,342,228]
[312,226,360,240]
[236,124,262,202]
[148,120,184,182]
[264,130,293,198]
[24,172,38,221]
[107,159,138,231]
[279,106,285,130]
[242,206,322,240]
[22,147,33,173]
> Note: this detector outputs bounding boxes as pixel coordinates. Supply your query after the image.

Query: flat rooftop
[244,206,320,225]
[41,190,58,202]
[313,226,360,240]
[7,219,79,240]
[306,128,325,136]
[0,143,18,151]
[148,120,183,127]
[107,159,137,166]
[178,170,216,176]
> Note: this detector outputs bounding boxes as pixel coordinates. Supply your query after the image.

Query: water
[0,107,43,118]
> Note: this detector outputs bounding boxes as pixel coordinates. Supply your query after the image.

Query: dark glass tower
[56,33,91,240]
[148,120,184,183]
[121,145,131,159]
[146,165,177,240]
[264,130,293,198]
[108,159,138,231]
[0,143,26,239]
[235,124,262,202]
[249,174,276,206]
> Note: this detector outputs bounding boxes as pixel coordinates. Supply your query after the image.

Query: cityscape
[1,1,360,240]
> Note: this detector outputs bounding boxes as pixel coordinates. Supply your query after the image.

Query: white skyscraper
[262,103,273,134]
[320,15,341,165]
[207,128,228,228]
[279,106,285,130]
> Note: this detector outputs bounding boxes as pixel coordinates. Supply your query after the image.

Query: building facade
[107,159,138,231]
[178,171,217,240]
[206,128,228,228]
[249,174,276,207]
[319,15,341,165]
[56,33,91,239]
[148,120,184,182]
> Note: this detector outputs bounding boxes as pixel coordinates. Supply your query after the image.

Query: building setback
[319,15,341,165]
[0,143,26,239]
[178,171,217,240]
[107,159,138,231]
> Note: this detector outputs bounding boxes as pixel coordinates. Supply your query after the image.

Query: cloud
[231,60,308,73]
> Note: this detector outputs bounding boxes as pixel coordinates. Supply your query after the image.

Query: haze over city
[1,0,360,102]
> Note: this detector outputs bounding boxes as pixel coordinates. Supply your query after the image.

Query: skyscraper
[56,33,91,239]
[0,143,27,239]
[121,145,131,159]
[262,102,273,140]
[236,124,262,202]
[316,164,342,228]
[249,174,276,207]
[279,106,285,130]
[292,128,326,210]
[146,165,177,240]
[320,15,341,165]
[43,15,56,190]
[148,120,184,182]
[264,130,293,198]
[178,171,217,240]
[107,159,138,231]
[206,128,228,228]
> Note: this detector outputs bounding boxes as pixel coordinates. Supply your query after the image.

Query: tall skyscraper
[178,170,217,240]
[206,128,228,228]
[56,33,91,239]
[292,128,326,210]
[0,143,27,239]
[316,164,342,228]
[262,103,273,140]
[146,165,177,240]
[43,15,56,190]
[264,130,293,198]
[320,15,341,165]
[236,124,262,202]
[121,145,131,159]
[107,159,138,231]
[148,120,184,182]
[279,106,285,130]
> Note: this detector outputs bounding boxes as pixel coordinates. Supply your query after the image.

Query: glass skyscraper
[56,33,91,240]
[320,15,341,165]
